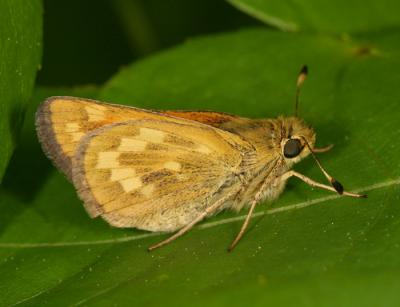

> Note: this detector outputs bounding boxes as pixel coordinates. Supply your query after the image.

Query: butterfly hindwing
[72,119,252,232]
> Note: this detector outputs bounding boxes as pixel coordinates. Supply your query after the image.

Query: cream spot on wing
[164,161,181,171]
[119,177,142,193]
[85,106,105,122]
[118,138,147,151]
[97,152,120,168]
[138,128,165,143]
[65,122,80,132]
[71,132,85,141]
[196,144,212,154]
[141,184,155,197]
[110,168,136,181]
[176,174,188,181]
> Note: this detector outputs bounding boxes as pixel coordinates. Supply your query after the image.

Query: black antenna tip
[331,179,344,194]
[300,65,308,75]
[295,65,309,117]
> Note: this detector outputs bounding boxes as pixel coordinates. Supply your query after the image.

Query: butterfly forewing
[36,97,149,180]
[36,97,252,181]
[72,119,252,232]
[162,110,240,128]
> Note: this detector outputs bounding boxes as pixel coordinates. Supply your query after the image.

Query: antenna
[295,65,308,117]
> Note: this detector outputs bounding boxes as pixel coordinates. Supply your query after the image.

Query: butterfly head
[279,116,315,165]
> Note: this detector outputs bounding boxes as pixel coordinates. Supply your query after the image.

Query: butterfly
[35,66,366,251]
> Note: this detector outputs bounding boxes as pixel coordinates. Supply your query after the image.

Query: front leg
[280,170,367,198]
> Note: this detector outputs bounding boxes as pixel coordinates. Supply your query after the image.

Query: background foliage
[0,1,399,306]
[0,0,42,181]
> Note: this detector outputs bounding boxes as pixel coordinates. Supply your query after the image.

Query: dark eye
[284,139,302,158]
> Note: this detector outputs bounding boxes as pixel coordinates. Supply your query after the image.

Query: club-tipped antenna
[295,65,308,117]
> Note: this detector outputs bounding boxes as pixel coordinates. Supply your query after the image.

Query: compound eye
[284,139,302,158]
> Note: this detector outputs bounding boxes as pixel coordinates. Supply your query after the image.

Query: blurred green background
[1,0,400,306]
[38,0,259,86]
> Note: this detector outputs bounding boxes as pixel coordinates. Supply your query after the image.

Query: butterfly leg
[313,144,334,153]
[281,170,367,198]
[228,177,272,252]
[228,200,257,252]
[148,188,240,251]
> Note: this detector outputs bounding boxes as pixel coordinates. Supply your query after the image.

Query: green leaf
[1,28,400,306]
[227,0,400,33]
[0,0,42,181]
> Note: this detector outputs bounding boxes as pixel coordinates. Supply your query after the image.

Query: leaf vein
[0,178,398,249]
